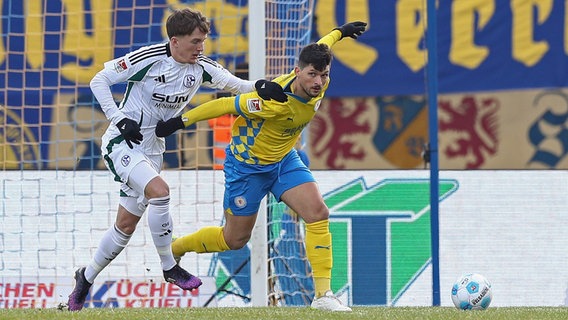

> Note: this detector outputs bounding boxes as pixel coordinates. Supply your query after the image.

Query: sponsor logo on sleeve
[246,99,262,113]
[114,59,128,73]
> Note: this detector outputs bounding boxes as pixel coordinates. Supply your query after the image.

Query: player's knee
[144,177,170,199]
[298,202,329,224]
[225,235,251,250]
[116,206,140,234]
[312,202,330,221]
[115,221,136,235]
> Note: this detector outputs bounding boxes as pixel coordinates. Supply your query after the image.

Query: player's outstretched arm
[155,97,237,138]
[334,21,367,39]
[222,74,286,102]
[317,21,367,49]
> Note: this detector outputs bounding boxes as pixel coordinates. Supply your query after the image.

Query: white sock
[147,196,176,271]
[85,224,131,283]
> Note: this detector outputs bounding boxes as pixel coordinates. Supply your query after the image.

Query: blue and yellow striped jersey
[181,29,342,165]
[230,73,326,164]
[230,30,341,164]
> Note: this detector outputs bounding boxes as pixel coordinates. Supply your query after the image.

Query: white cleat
[311,290,352,312]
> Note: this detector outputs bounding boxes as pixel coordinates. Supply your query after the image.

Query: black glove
[255,80,288,103]
[334,21,367,39]
[116,118,143,149]
[155,116,185,138]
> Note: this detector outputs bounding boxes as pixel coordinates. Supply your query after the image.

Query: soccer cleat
[67,267,92,311]
[163,264,202,291]
[311,290,352,312]
[171,235,183,264]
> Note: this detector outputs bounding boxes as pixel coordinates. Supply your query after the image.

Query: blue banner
[2,1,566,99]
[317,0,567,96]
[2,0,567,169]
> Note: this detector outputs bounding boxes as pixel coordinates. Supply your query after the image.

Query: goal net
[263,1,316,306]
[1,0,314,309]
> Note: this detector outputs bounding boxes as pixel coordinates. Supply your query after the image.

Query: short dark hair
[166,8,210,38]
[297,43,332,71]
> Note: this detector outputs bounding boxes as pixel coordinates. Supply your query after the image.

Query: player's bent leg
[281,184,333,295]
[145,191,202,291]
[172,226,231,256]
[279,182,329,223]
[147,195,177,270]
[172,210,257,261]
[128,161,199,290]
[87,223,134,281]
[222,210,257,249]
[129,166,177,271]
[68,204,139,311]
[168,227,230,290]
[281,182,349,310]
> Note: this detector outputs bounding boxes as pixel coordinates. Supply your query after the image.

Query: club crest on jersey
[114,59,128,73]
[183,74,196,88]
[247,99,262,113]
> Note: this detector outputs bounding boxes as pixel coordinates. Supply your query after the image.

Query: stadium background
[3,0,567,170]
[2,0,568,309]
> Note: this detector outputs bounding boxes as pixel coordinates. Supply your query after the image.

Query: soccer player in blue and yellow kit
[156,21,367,311]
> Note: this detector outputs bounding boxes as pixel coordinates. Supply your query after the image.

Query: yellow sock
[305,219,332,298]
[313,277,331,298]
[172,226,230,255]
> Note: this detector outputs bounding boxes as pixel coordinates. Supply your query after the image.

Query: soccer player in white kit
[67,8,287,311]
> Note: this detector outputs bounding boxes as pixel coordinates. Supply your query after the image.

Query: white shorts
[102,141,162,216]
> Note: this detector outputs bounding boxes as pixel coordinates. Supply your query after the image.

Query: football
[451,273,492,310]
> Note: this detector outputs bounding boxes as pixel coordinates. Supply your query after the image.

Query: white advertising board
[1,170,567,307]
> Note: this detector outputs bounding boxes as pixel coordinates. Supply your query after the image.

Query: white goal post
[248,1,268,307]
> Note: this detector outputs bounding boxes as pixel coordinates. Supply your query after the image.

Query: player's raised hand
[155,116,185,137]
[255,80,288,103]
[335,21,367,39]
[116,118,143,148]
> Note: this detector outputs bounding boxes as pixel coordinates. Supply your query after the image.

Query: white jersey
[91,42,255,155]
